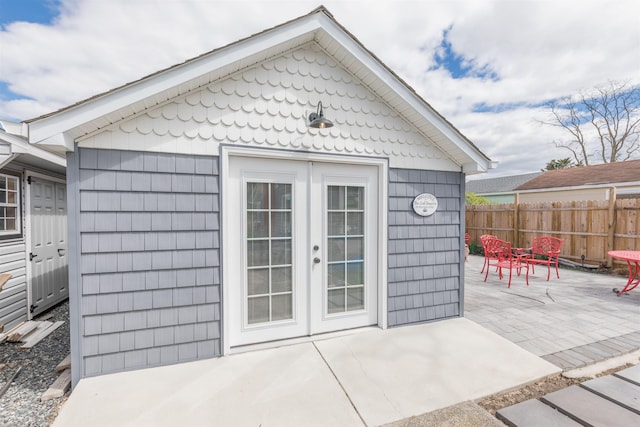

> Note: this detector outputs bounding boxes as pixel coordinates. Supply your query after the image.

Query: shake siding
[77,148,220,377]
[0,241,28,329]
[387,168,462,326]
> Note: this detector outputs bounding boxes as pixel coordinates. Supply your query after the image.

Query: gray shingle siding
[76,148,220,377]
[388,168,462,326]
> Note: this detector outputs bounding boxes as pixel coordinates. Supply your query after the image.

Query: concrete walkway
[465,254,640,370]
[53,318,558,427]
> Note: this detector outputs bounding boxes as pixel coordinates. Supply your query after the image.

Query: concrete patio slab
[53,317,559,427]
[315,318,560,426]
[52,343,364,427]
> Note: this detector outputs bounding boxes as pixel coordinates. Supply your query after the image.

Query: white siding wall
[0,241,28,330]
[78,44,459,172]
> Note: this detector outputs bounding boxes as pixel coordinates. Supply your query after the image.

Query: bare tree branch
[542,81,640,165]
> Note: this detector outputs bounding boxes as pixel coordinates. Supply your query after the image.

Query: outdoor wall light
[308,102,334,128]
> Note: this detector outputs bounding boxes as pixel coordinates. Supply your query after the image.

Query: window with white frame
[0,173,20,237]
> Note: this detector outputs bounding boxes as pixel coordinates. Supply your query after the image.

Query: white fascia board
[314,14,492,172]
[462,161,498,175]
[0,120,28,137]
[0,154,18,169]
[0,131,66,167]
[28,16,324,146]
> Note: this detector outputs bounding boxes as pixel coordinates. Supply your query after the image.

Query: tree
[542,157,582,171]
[543,81,640,166]
[465,192,493,205]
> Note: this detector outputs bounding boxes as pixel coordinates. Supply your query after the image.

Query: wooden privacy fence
[465,197,640,268]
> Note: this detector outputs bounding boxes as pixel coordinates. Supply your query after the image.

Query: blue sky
[0,0,60,26]
[0,0,639,177]
[432,27,499,82]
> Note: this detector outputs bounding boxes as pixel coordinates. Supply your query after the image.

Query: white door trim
[24,170,66,320]
[221,146,388,355]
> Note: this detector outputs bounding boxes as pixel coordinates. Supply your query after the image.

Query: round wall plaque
[412,193,438,217]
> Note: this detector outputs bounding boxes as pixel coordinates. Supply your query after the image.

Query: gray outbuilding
[9,7,493,387]
[0,126,67,331]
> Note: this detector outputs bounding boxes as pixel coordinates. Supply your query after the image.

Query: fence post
[514,192,520,248]
[606,186,617,267]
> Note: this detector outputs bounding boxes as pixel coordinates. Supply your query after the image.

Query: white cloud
[1,0,639,176]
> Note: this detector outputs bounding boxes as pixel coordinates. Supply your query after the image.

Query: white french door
[227,156,378,347]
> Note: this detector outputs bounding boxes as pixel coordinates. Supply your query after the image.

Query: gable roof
[466,172,541,194]
[12,6,492,174]
[515,160,640,191]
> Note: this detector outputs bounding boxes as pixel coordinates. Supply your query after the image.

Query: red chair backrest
[482,236,503,259]
[531,236,563,256]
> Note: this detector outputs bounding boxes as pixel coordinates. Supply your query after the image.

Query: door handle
[313,257,321,264]
[58,249,65,257]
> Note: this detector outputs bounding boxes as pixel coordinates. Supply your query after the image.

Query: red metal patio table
[608,250,640,296]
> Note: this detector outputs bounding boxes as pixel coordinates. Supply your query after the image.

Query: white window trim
[0,172,21,238]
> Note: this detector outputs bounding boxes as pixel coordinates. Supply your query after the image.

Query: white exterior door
[29,176,68,316]
[227,157,378,348]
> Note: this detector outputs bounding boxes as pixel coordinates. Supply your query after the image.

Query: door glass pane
[328,289,345,314]
[271,184,292,209]
[248,268,269,296]
[328,212,345,236]
[271,240,291,265]
[328,263,345,288]
[247,211,269,238]
[326,185,366,314]
[271,212,291,237]
[272,267,292,293]
[271,295,293,321]
[247,240,269,267]
[328,237,345,262]
[347,187,363,210]
[246,182,293,325]
[347,212,363,235]
[347,237,364,261]
[248,296,270,324]
[346,262,364,286]
[247,183,269,209]
[327,186,344,210]
[347,287,364,311]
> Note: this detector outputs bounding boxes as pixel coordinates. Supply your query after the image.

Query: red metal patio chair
[527,236,564,280]
[479,234,498,273]
[484,238,530,288]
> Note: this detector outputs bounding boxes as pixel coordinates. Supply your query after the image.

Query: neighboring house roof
[4,6,492,174]
[515,160,640,191]
[0,128,66,174]
[466,172,541,194]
